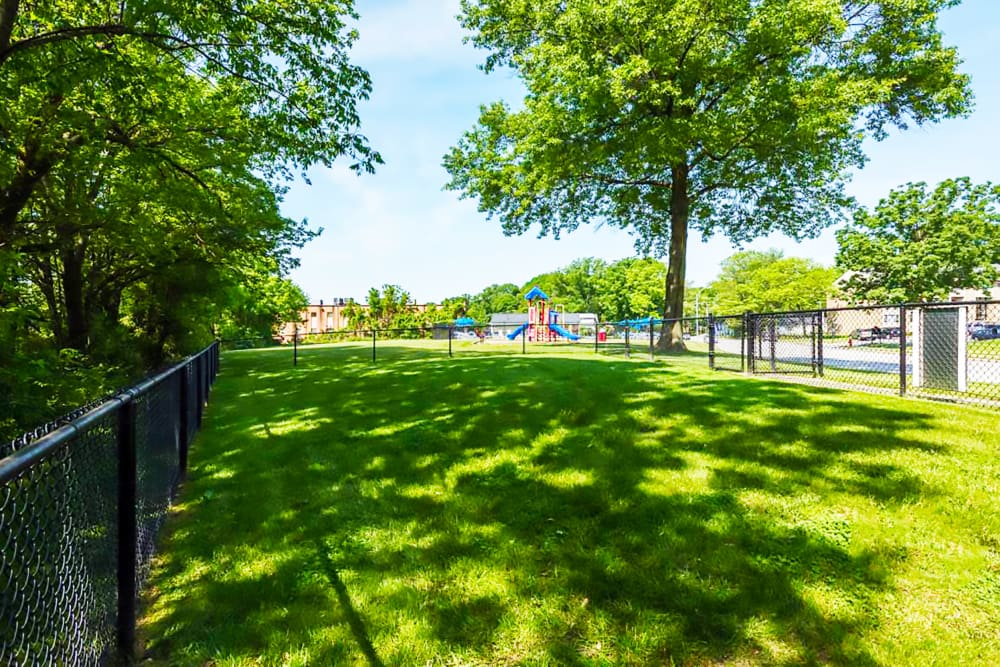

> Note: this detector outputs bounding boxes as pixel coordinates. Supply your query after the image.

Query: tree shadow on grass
[140,346,948,665]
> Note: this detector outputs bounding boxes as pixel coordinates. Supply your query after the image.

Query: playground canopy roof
[454,317,475,326]
[488,312,598,326]
[524,286,549,301]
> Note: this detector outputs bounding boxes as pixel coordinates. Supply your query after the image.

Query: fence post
[521,324,526,354]
[594,324,599,354]
[810,313,817,377]
[203,348,210,403]
[448,326,453,358]
[293,324,298,367]
[899,305,907,396]
[372,329,377,364]
[195,354,204,428]
[649,322,654,361]
[816,311,825,377]
[708,315,716,370]
[768,317,777,372]
[743,312,752,373]
[625,325,630,358]
[178,365,189,478]
[117,396,138,663]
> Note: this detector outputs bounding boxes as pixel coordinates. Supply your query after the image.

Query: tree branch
[583,173,671,189]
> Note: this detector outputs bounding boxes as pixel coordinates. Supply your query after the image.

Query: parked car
[852,327,897,342]
[970,323,1000,341]
[851,328,876,341]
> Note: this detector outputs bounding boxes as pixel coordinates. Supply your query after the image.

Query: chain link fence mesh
[0,407,119,665]
[706,302,1000,406]
[224,301,1000,407]
[0,342,219,664]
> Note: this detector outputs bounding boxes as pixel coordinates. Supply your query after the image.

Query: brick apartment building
[276,299,434,340]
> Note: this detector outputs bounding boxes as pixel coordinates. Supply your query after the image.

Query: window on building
[976,298,988,321]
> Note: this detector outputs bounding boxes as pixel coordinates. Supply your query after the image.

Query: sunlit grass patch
[140,344,1000,666]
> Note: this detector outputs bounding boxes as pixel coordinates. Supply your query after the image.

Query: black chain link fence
[709,301,1000,406]
[223,300,1000,407]
[709,314,747,372]
[0,342,219,665]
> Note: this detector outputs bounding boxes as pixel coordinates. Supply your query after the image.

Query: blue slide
[506,322,581,341]
[549,324,580,340]
[506,323,530,340]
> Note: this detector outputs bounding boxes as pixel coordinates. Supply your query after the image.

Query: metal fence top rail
[725,299,1000,319]
[0,352,195,484]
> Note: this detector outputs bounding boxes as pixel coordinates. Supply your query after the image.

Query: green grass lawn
[140,343,1000,666]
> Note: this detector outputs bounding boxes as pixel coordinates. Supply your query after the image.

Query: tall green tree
[0,0,380,243]
[836,178,1000,302]
[0,0,377,430]
[444,0,971,349]
[344,285,428,331]
[468,283,522,321]
[709,250,838,314]
[596,258,666,322]
[555,257,607,314]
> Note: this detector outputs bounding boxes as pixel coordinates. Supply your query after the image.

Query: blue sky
[284,0,1000,304]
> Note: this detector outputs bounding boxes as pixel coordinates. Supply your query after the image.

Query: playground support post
[448,326,453,358]
[522,324,526,354]
[372,329,376,364]
[625,326,630,358]
[594,327,599,354]
[649,323,654,361]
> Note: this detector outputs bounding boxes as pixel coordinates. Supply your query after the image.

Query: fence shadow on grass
[139,345,949,665]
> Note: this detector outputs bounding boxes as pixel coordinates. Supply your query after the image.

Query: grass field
[139,343,1000,666]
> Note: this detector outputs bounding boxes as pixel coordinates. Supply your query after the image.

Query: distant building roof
[489,313,527,325]
[562,313,598,325]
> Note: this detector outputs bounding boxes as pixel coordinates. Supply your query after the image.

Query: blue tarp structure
[454,317,476,326]
[615,317,663,329]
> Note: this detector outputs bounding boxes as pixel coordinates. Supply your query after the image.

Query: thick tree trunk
[0,141,56,245]
[60,231,89,351]
[32,256,64,344]
[0,0,19,54]
[657,162,689,351]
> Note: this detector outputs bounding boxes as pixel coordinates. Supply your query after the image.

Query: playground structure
[506,286,581,342]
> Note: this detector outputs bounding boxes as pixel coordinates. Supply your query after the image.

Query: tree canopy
[708,250,838,314]
[444,0,971,348]
[0,0,379,240]
[836,178,1000,302]
[432,257,666,323]
[0,0,379,437]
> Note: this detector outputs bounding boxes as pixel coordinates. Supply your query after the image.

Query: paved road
[712,338,1000,385]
